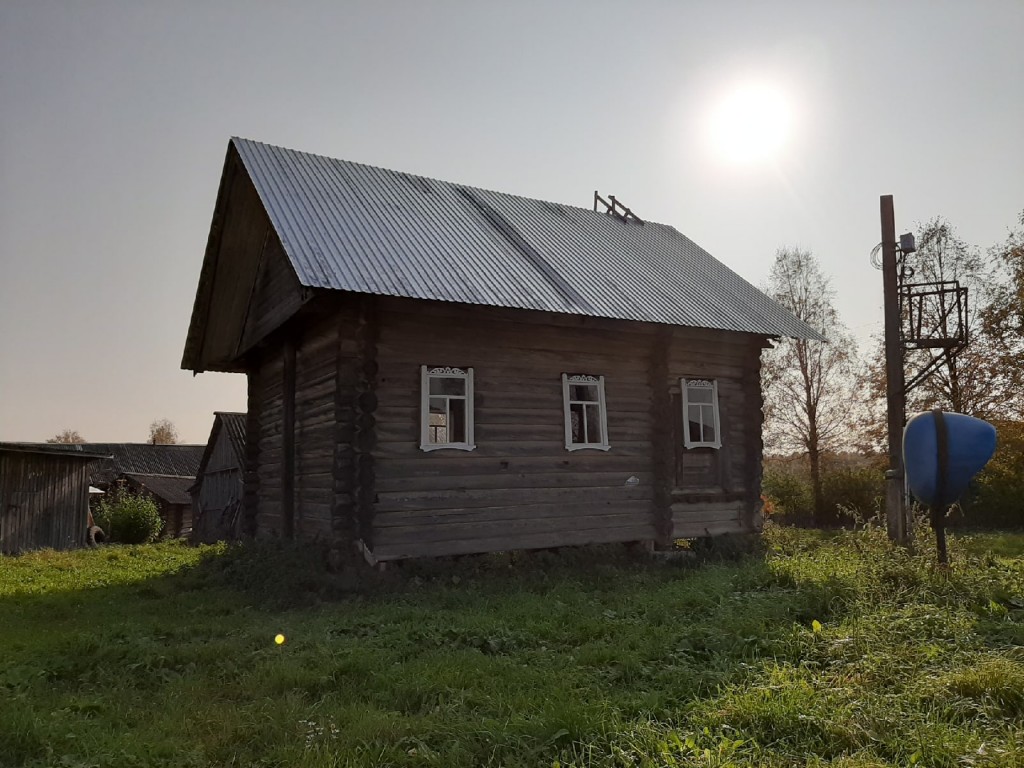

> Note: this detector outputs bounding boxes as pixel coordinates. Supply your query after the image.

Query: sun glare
[707,81,793,165]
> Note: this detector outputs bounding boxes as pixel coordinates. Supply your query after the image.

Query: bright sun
[707,81,793,165]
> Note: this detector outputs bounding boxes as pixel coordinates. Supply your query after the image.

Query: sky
[1,0,1022,444]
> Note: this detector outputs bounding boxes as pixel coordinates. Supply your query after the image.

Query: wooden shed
[190,411,247,543]
[182,139,820,562]
[1,443,110,555]
[122,473,195,538]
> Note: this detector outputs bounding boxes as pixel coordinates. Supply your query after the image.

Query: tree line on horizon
[45,418,180,446]
[763,208,1024,527]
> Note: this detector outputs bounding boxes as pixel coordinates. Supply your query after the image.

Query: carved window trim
[681,377,721,449]
[420,365,475,452]
[562,373,610,452]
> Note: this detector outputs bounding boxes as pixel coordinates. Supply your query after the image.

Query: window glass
[570,403,585,443]
[570,384,598,402]
[449,399,467,443]
[429,377,466,396]
[682,378,721,449]
[421,367,475,451]
[563,374,609,450]
[585,404,603,444]
[688,387,714,404]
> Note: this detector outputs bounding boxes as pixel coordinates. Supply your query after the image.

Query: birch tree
[763,248,858,526]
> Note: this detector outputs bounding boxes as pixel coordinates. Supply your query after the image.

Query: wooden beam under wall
[282,336,296,540]
[650,326,674,547]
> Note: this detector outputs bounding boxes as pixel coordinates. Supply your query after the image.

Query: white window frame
[420,366,475,452]
[681,377,722,449]
[562,373,610,452]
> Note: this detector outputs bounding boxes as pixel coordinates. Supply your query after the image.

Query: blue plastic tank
[903,411,997,508]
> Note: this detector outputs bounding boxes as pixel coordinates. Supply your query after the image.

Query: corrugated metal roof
[232,137,822,340]
[45,443,205,482]
[217,412,247,467]
[0,443,110,460]
[124,474,195,506]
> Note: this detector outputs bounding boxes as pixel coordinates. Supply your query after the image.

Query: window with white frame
[562,373,610,451]
[681,378,721,449]
[420,366,475,451]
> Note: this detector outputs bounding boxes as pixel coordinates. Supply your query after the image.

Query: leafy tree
[46,429,85,444]
[861,215,1024,424]
[900,217,992,416]
[762,248,859,526]
[148,418,178,445]
[978,210,1024,420]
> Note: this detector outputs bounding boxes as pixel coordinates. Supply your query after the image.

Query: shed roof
[0,443,110,461]
[183,139,822,370]
[124,474,195,506]
[45,443,205,480]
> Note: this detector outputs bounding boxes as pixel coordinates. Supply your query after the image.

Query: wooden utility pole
[881,195,907,542]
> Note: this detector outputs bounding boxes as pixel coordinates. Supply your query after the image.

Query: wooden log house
[182,139,820,562]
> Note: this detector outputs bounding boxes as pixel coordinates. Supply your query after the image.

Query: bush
[763,457,886,527]
[822,465,885,522]
[762,465,814,524]
[93,485,163,544]
[966,420,1024,529]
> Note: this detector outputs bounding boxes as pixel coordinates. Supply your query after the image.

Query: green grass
[2,525,1023,767]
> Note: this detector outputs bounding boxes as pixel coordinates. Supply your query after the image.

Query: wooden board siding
[369,298,659,560]
[0,452,91,554]
[240,234,306,355]
[193,155,276,372]
[193,423,244,543]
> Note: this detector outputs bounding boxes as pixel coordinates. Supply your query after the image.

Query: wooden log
[371,522,657,561]
[282,336,296,540]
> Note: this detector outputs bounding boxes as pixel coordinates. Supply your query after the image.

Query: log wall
[244,296,767,558]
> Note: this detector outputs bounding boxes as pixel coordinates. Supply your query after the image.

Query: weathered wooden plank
[375,484,653,513]
[374,499,653,528]
[375,509,654,546]
[375,470,654,494]
[671,520,747,538]
[371,522,657,561]
[281,337,296,539]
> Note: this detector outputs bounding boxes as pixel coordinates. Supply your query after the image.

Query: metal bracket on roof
[594,191,643,224]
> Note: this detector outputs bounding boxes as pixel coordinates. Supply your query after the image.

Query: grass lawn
[2,525,1024,767]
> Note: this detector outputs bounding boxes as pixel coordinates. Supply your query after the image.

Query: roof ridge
[229,137,673,229]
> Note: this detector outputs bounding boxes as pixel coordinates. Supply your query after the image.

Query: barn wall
[0,452,92,554]
[194,425,245,542]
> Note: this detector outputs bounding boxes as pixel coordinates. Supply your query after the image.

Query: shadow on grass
[0,534,858,767]
[8,529,1020,767]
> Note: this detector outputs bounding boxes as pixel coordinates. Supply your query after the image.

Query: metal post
[881,195,907,542]
[931,409,950,565]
